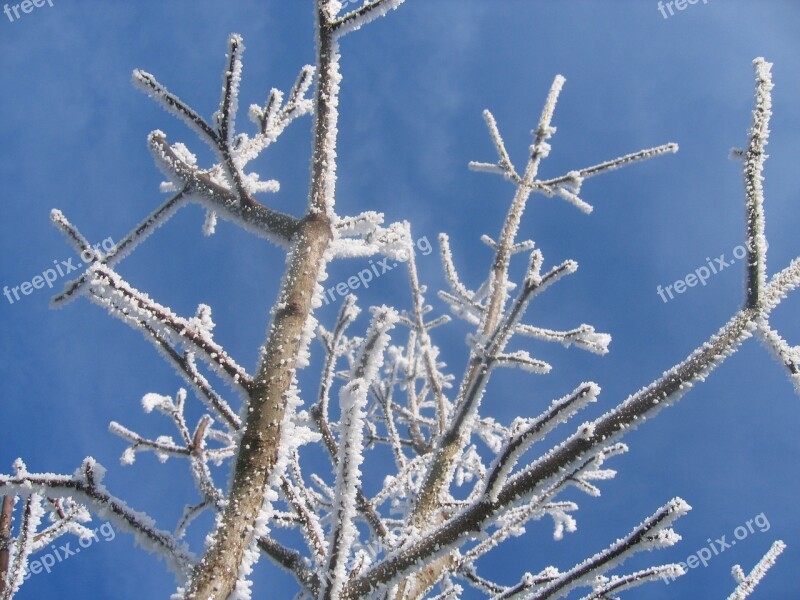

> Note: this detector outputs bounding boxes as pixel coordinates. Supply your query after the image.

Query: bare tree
[0,1,797,599]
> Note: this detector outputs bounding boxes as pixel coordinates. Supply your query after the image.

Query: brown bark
[0,496,14,595]
[185,9,339,598]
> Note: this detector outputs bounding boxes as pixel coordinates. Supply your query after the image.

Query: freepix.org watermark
[655,240,767,303]
[3,237,116,306]
[3,0,54,23]
[23,521,116,581]
[661,512,772,585]
[321,236,433,306]
[657,0,709,20]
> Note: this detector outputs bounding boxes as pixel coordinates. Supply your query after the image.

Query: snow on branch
[742,58,773,309]
[389,73,679,598]
[726,540,786,600]
[469,75,677,215]
[533,143,678,214]
[515,324,610,356]
[427,584,463,600]
[215,34,244,146]
[344,125,800,600]
[244,65,315,163]
[279,474,326,563]
[310,298,389,539]
[328,211,409,261]
[516,498,690,600]
[328,0,408,36]
[147,132,299,244]
[27,0,800,594]
[755,319,800,394]
[468,110,518,181]
[483,383,599,502]
[0,494,43,600]
[402,225,453,435]
[0,493,96,596]
[578,565,685,600]
[50,190,190,306]
[84,264,251,390]
[320,378,371,600]
[130,33,315,248]
[135,34,250,206]
[0,460,195,578]
[49,209,95,259]
[436,253,580,458]
[319,307,398,600]
[109,386,235,509]
[29,498,94,553]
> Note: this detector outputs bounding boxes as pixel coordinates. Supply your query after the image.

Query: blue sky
[1,1,799,598]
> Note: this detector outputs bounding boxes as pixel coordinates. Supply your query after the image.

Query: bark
[185,8,339,599]
[0,496,13,596]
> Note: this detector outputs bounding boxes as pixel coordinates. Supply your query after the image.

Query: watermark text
[322,236,433,306]
[657,0,709,20]
[655,240,767,303]
[3,237,116,306]
[662,512,772,584]
[23,521,116,581]
[3,0,54,24]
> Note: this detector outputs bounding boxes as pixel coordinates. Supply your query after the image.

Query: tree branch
[184,7,342,594]
[330,0,407,36]
[743,58,772,309]
[0,461,194,578]
[727,540,786,600]
[0,497,15,597]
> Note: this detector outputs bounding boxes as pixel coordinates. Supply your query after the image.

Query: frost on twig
[336,57,799,600]
[50,39,313,307]
[743,58,772,309]
[6,2,797,598]
[726,540,786,600]
[512,498,689,600]
[328,0,408,37]
[0,460,195,582]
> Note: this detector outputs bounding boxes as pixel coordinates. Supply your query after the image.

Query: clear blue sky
[1,1,799,598]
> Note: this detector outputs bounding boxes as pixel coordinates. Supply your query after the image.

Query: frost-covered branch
[319,307,397,600]
[320,379,370,600]
[256,536,320,596]
[0,460,194,579]
[0,496,12,596]
[50,190,188,306]
[183,3,348,593]
[146,133,299,244]
[329,0,407,36]
[742,58,772,309]
[403,222,452,435]
[482,383,599,502]
[84,265,250,390]
[578,565,685,600]
[135,319,242,432]
[109,388,232,517]
[0,495,41,600]
[520,498,689,599]
[23,1,798,597]
[132,33,310,236]
[410,74,675,569]
[25,498,94,556]
[342,53,797,600]
[340,259,800,598]
[755,320,800,393]
[727,540,786,600]
[0,494,95,600]
[311,298,390,539]
[78,32,315,260]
